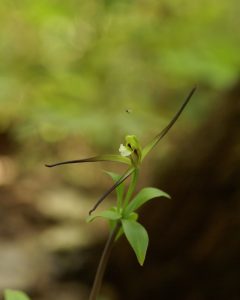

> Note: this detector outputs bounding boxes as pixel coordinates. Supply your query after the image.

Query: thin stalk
[89,169,139,299]
[123,168,139,208]
[89,222,120,300]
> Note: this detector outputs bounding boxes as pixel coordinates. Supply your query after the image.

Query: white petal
[119,144,132,157]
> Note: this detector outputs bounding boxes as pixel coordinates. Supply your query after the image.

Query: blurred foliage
[0,2,240,300]
[0,0,240,148]
[4,289,30,300]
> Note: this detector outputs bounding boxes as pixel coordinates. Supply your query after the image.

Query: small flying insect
[125,108,132,114]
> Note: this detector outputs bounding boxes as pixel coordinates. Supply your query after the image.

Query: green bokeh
[0,0,239,146]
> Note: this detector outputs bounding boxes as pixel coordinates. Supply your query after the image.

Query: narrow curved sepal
[89,167,135,215]
[142,87,197,160]
[45,154,131,168]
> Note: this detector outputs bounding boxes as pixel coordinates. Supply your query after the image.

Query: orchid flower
[46,87,196,215]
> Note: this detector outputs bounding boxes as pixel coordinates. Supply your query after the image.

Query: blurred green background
[0,1,239,299]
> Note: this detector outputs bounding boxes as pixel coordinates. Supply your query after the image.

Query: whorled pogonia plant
[45,87,197,300]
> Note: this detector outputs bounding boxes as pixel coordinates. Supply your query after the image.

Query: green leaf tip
[104,171,122,182]
[4,289,31,300]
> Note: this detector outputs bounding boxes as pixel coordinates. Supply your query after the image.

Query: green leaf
[104,171,125,208]
[87,208,122,223]
[124,187,170,216]
[4,290,31,300]
[122,219,149,265]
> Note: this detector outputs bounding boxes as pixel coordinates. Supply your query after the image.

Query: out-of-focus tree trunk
[107,84,240,300]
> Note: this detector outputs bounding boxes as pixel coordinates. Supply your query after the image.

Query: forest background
[0,1,239,299]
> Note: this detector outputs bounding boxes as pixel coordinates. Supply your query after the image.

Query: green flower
[119,135,142,167]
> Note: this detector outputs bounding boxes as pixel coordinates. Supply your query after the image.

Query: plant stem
[123,168,139,208]
[89,222,120,300]
[89,169,139,299]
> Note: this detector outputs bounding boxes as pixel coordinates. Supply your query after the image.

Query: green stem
[123,168,139,208]
[89,222,120,300]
